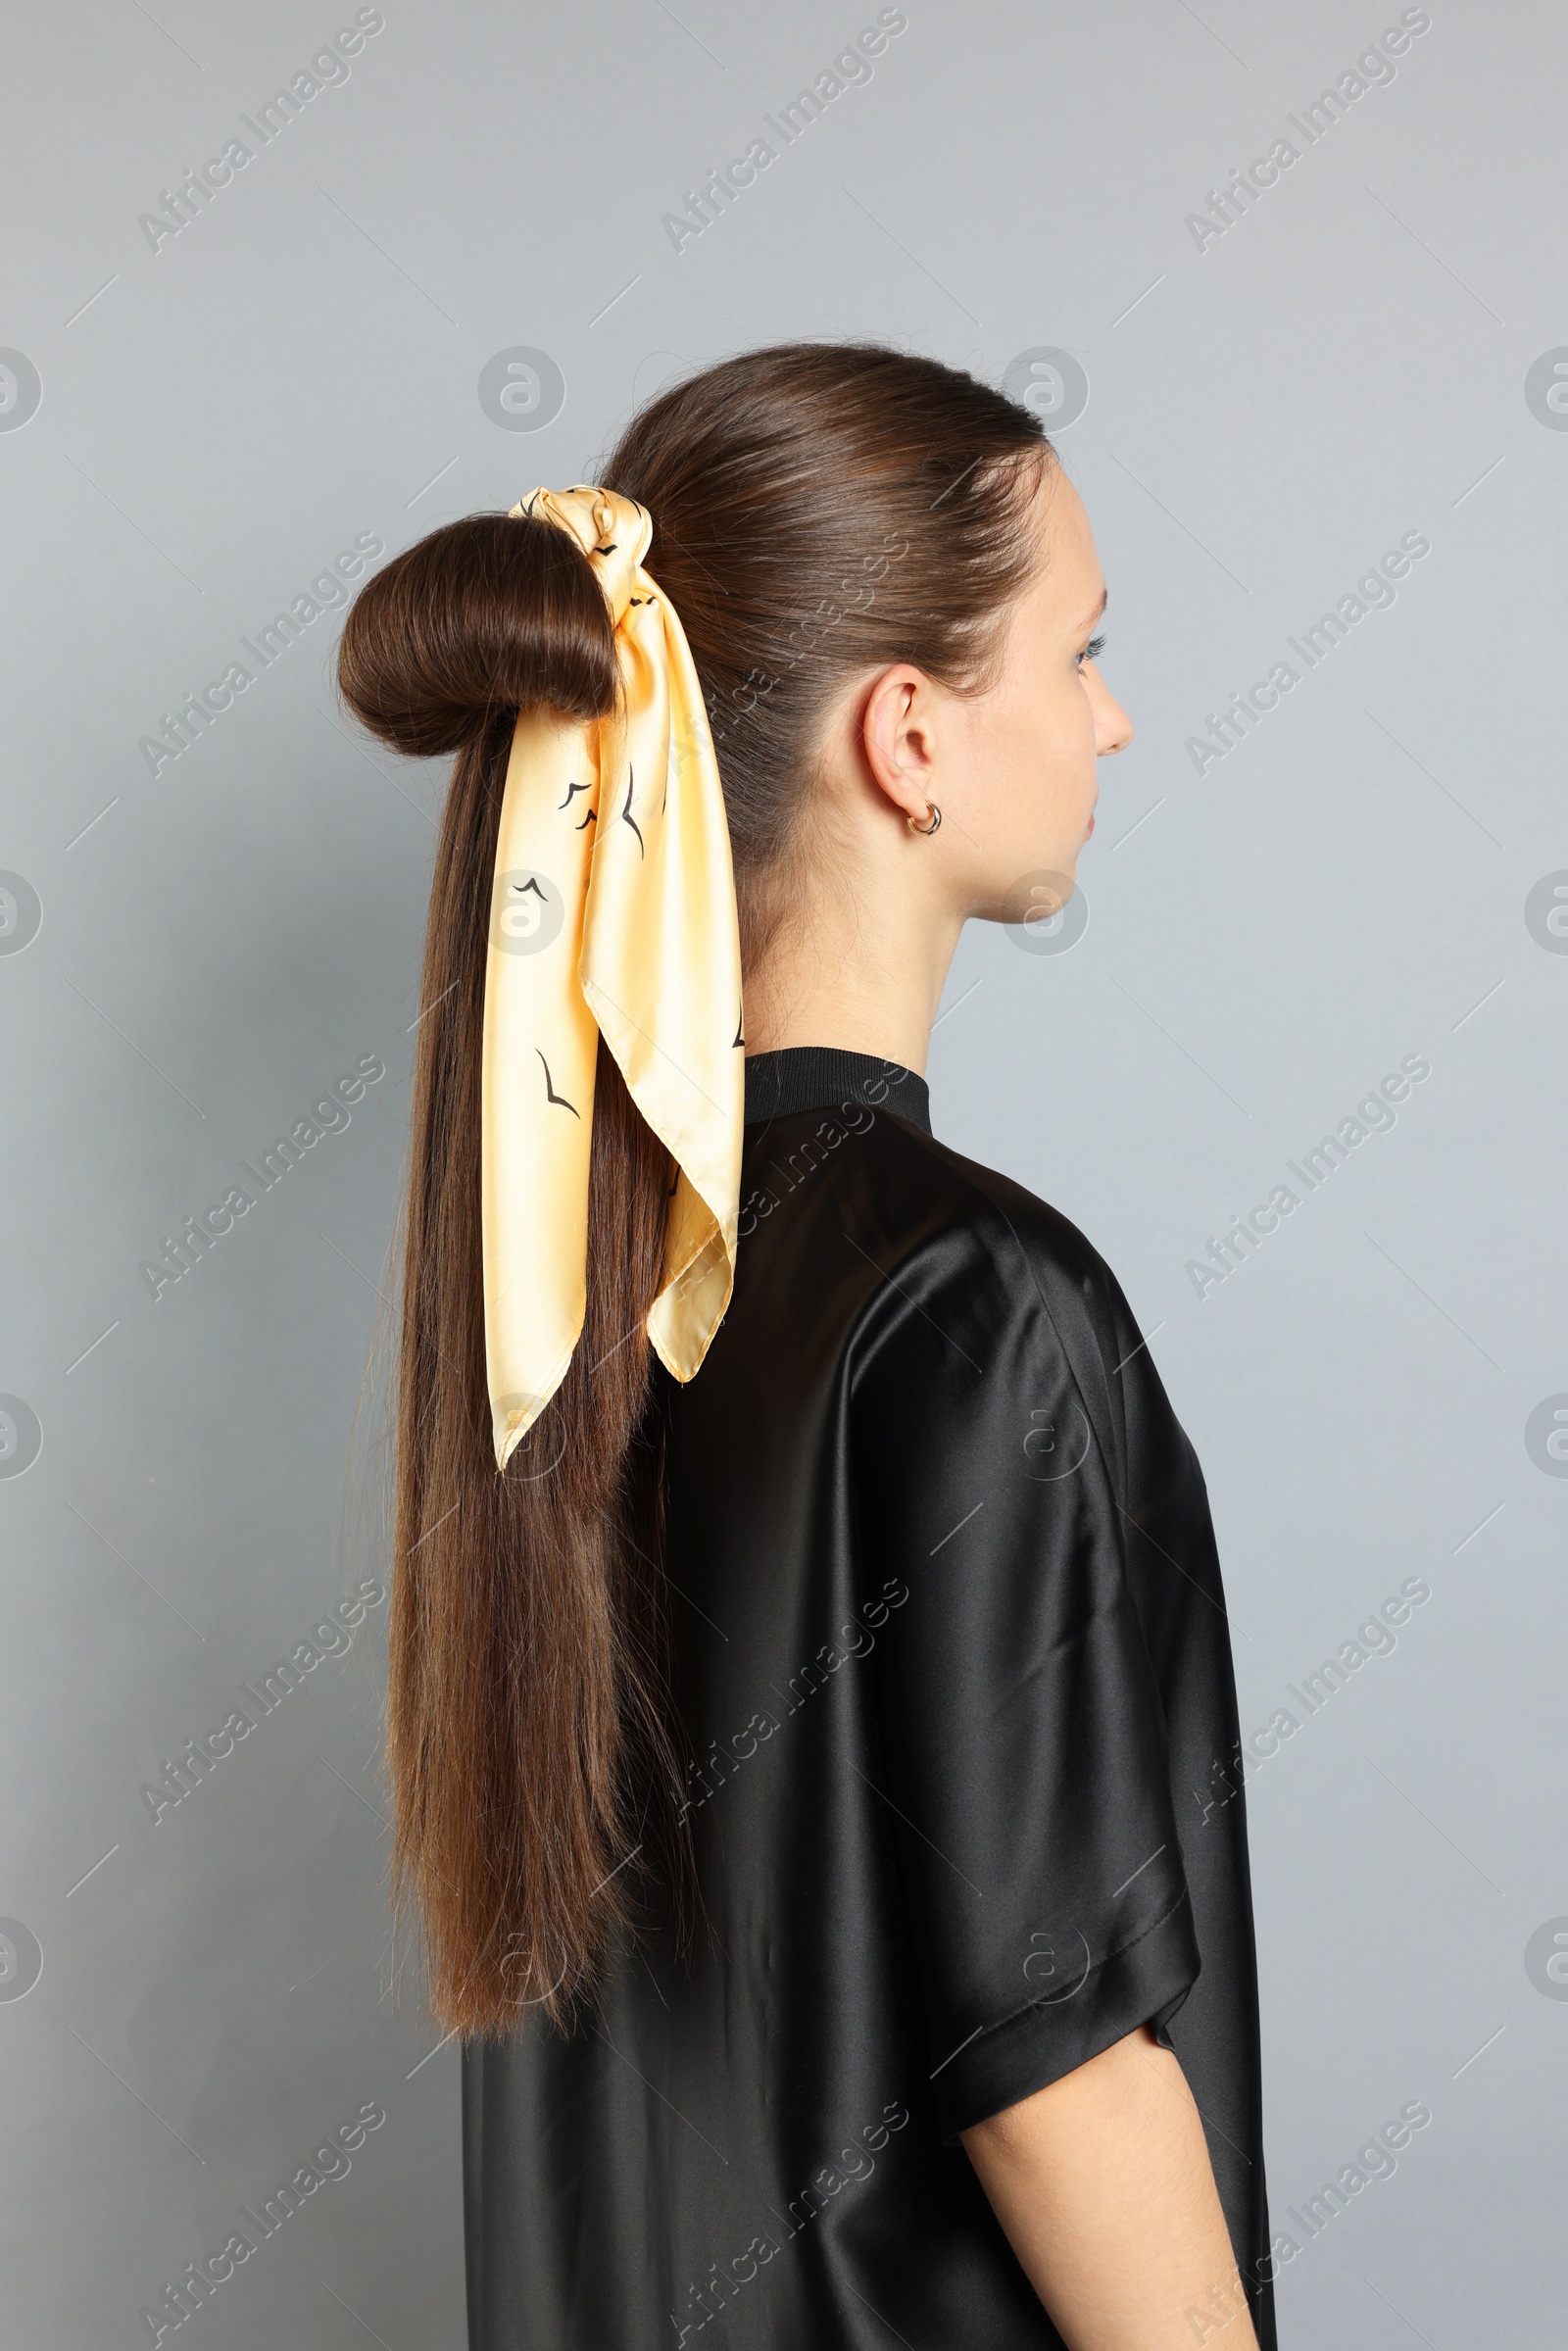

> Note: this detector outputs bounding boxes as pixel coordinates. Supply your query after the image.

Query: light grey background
[2,1,1564,2343]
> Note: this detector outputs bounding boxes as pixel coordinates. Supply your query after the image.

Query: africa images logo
[1185,533,1432,779]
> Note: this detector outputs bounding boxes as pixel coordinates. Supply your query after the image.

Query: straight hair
[337,343,1051,2036]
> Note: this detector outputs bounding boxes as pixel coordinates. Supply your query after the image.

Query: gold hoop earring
[909,802,941,836]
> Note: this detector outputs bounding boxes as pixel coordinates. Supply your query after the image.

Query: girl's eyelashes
[1077,633,1107,667]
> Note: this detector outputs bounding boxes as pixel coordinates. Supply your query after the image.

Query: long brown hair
[338,344,1051,2037]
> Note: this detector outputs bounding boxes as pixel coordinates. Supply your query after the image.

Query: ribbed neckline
[742,1047,931,1136]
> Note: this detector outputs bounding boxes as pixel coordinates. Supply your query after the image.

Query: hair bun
[337,512,618,760]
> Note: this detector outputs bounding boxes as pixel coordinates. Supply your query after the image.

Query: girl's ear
[862,665,939,826]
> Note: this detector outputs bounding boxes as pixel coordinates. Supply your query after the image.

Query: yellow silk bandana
[480,486,744,1472]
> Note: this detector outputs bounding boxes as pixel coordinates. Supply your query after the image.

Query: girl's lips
[1086,812,1096,836]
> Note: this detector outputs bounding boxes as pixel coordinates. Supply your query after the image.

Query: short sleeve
[852,1202,1200,2142]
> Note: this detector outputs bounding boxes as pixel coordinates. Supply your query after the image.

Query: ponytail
[341,515,689,2036]
[339,511,617,756]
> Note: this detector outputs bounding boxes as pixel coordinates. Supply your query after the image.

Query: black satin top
[463,1050,1275,2350]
